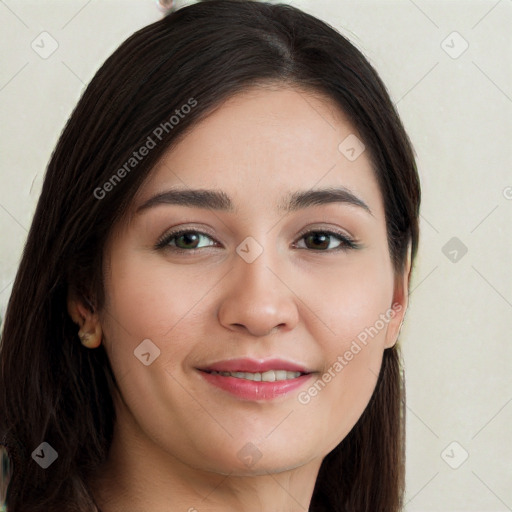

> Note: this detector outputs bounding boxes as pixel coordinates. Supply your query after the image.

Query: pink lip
[198,371,313,400]
[196,358,315,401]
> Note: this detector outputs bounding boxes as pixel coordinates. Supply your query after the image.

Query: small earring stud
[78,331,97,348]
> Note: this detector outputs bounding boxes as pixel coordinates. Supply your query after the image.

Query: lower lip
[198,370,313,400]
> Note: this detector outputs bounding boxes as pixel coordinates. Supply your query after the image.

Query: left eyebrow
[279,187,372,216]
[135,186,372,216]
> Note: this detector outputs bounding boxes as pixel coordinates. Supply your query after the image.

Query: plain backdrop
[0,1,511,510]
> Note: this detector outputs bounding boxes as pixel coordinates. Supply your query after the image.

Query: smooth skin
[69,84,410,512]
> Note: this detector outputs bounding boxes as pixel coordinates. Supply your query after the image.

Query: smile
[208,369,302,381]
[198,369,313,400]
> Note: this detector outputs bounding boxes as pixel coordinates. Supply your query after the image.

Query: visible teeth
[210,370,301,381]
[262,370,275,382]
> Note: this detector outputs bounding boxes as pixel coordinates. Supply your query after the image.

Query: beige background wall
[1,0,511,510]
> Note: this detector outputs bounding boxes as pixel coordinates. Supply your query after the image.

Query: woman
[0,1,420,510]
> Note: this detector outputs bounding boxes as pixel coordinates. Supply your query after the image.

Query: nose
[217,248,299,338]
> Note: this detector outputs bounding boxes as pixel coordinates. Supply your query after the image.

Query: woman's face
[99,85,408,476]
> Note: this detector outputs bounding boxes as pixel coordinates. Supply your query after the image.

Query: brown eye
[156,230,218,251]
[303,232,332,250]
[294,230,357,251]
[174,232,201,249]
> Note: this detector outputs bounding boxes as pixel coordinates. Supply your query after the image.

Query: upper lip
[198,358,313,374]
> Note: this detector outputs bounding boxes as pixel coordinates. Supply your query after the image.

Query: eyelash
[155,227,359,253]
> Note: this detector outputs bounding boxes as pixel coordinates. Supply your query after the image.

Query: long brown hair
[0,1,420,510]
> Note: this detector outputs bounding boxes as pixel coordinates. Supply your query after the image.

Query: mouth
[201,369,307,381]
[196,358,315,400]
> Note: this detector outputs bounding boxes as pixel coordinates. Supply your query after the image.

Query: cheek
[309,249,394,347]
[100,246,225,389]
[293,252,394,443]
[103,251,200,339]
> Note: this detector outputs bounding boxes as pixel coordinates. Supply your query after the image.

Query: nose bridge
[217,235,299,336]
[234,237,284,306]
[238,242,278,294]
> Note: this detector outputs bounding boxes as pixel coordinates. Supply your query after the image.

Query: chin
[197,442,316,477]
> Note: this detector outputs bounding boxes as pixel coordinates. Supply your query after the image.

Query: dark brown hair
[0,1,420,510]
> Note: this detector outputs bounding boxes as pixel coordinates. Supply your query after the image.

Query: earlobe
[67,288,103,349]
[384,242,412,349]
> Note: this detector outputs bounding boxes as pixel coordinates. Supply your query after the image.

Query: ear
[384,242,412,349]
[67,287,102,348]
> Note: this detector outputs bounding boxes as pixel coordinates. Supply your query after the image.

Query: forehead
[135,85,384,218]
